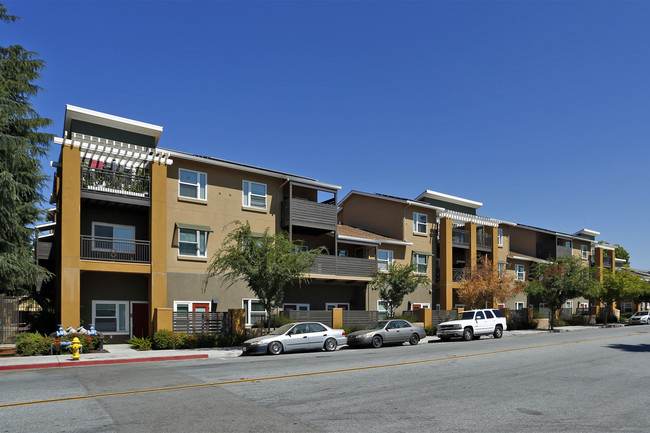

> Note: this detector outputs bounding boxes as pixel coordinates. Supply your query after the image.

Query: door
[131,302,149,338]
[192,303,210,333]
[306,322,329,349]
[285,323,310,352]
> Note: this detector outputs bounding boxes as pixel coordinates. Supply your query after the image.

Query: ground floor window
[378,300,388,319]
[565,301,573,310]
[539,303,547,309]
[92,300,128,334]
[173,301,211,312]
[410,302,430,310]
[514,302,524,310]
[283,303,310,311]
[621,302,633,313]
[325,303,349,310]
[243,298,266,326]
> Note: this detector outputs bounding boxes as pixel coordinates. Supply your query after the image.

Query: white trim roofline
[414,189,483,210]
[338,190,444,211]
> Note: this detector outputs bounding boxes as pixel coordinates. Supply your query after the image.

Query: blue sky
[5,1,650,268]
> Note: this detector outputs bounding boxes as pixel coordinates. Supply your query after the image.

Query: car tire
[409,333,420,345]
[268,341,283,355]
[462,327,474,341]
[324,338,337,352]
[493,325,503,339]
[371,335,383,348]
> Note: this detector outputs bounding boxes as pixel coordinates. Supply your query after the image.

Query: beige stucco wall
[339,195,404,240]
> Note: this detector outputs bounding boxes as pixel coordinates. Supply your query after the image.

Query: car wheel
[440,336,451,342]
[409,333,420,345]
[324,338,337,352]
[462,327,474,341]
[371,335,383,348]
[493,325,503,339]
[268,341,283,355]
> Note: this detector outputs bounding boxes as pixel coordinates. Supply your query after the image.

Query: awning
[175,222,213,232]
[413,250,434,256]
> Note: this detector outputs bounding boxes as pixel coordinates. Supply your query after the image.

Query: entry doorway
[131,302,149,338]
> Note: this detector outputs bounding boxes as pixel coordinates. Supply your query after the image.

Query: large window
[514,264,525,281]
[581,245,588,259]
[243,299,266,325]
[498,229,503,246]
[178,228,207,257]
[92,222,135,252]
[179,168,206,200]
[413,253,428,274]
[242,180,267,209]
[377,249,393,271]
[92,301,128,334]
[325,303,350,310]
[413,213,427,234]
[283,303,310,311]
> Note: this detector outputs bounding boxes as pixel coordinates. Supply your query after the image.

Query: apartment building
[46,105,376,341]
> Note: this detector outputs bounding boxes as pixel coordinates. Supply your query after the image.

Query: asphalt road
[1,326,649,433]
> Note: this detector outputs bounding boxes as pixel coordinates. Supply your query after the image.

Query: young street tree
[600,270,647,324]
[0,4,53,296]
[457,256,519,310]
[524,254,600,330]
[370,262,431,319]
[202,221,323,332]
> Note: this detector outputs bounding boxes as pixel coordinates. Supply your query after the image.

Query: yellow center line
[0,332,643,409]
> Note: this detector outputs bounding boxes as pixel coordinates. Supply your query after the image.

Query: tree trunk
[549,308,556,330]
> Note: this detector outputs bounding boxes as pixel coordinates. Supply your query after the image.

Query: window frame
[325,303,350,310]
[92,300,129,335]
[581,245,588,259]
[514,302,525,310]
[243,298,266,326]
[377,249,394,271]
[413,212,427,234]
[514,264,525,281]
[283,303,310,311]
[413,252,428,274]
[91,222,136,253]
[173,300,211,312]
[178,168,207,200]
[498,263,506,278]
[498,228,503,246]
[178,228,208,258]
[242,180,267,210]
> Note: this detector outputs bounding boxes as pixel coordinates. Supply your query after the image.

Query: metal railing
[452,229,469,246]
[477,233,494,249]
[310,255,376,278]
[81,166,150,198]
[81,235,151,263]
[452,267,466,282]
[173,312,232,335]
[556,246,572,258]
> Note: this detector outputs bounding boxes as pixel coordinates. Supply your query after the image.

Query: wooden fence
[173,312,232,336]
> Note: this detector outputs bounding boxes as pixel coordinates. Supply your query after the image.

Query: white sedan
[627,311,650,325]
[242,322,347,355]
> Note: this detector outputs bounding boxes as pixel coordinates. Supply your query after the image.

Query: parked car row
[242,319,427,355]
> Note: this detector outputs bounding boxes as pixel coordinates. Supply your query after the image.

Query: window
[338,250,348,257]
[378,300,388,320]
[243,299,266,326]
[557,238,572,248]
[476,311,485,319]
[581,245,588,259]
[295,245,308,253]
[377,249,393,271]
[92,222,135,252]
[243,180,267,209]
[565,301,573,310]
[514,302,524,310]
[485,310,494,319]
[173,301,211,312]
[539,303,547,309]
[325,303,349,310]
[498,228,503,246]
[621,302,633,313]
[178,228,207,257]
[498,263,506,278]
[515,264,525,281]
[411,303,430,310]
[178,168,206,200]
[413,253,428,274]
[413,213,427,234]
[92,301,128,334]
[283,303,310,311]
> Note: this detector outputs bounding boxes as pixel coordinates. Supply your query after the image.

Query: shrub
[425,326,437,336]
[567,316,586,326]
[217,334,247,347]
[152,330,187,350]
[14,332,55,356]
[620,312,634,322]
[394,315,417,323]
[126,336,152,351]
[272,315,295,328]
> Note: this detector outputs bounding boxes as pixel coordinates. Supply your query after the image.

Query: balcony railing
[603,256,612,268]
[281,197,337,231]
[81,166,151,198]
[477,233,493,250]
[81,235,150,263]
[310,255,376,278]
[452,229,469,247]
[556,246,572,258]
[452,267,467,282]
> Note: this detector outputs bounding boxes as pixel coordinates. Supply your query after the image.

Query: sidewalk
[0,324,617,372]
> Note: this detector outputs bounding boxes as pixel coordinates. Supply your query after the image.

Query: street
[1,326,649,433]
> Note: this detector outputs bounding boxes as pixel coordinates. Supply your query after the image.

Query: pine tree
[0,4,53,295]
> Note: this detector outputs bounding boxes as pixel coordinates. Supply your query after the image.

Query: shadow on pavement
[606,343,650,353]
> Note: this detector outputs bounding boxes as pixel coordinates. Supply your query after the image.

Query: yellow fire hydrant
[71,337,82,360]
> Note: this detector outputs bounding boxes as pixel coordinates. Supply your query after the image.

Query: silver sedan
[347,319,426,348]
[242,322,347,355]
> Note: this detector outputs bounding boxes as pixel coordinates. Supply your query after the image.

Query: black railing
[477,233,494,249]
[81,235,150,263]
[173,312,232,335]
[452,229,469,246]
[81,166,150,198]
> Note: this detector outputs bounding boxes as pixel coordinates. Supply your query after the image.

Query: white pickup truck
[437,309,507,341]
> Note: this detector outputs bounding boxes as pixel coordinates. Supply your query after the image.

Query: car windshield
[633,311,648,317]
[456,312,475,320]
[269,324,295,335]
[365,321,389,330]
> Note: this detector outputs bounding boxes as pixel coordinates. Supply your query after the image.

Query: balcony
[310,255,376,278]
[603,256,613,268]
[81,235,150,263]
[477,232,494,251]
[452,229,469,247]
[452,267,467,282]
[81,166,151,206]
[556,246,572,258]
[281,197,337,231]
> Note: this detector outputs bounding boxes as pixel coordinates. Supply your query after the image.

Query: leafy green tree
[370,262,431,319]
[0,4,53,296]
[614,245,630,267]
[202,221,323,332]
[600,270,647,323]
[524,255,600,329]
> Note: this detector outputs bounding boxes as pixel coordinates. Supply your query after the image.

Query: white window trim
[242,180,267,210]
[411,302,431,310]
[581,245,588,259]
[498,263,506,278]
[413,212,427,234]
[283,303,310,311]
[498,228,503,247]
[178,168,207,200]
[515,264,525,281]
[92,300,129,335]
[173,300,212,312]
[514,302,524,310]
[413,252,428,274]
[91,222,136,252]
[243,298,266,326]
[565,301,574,309]
[325,303,350,310]
[178,228,208,258]
[377,249,393,271]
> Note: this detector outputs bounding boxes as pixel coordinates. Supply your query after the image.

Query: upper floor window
[92,222,135,253]
[514,264,525,281]
[498,263,505,278]
[413,253,428,274]
[413,213,427,234]
[581,245,588,259]
[498,229,503,246]
[377,249,393,271]
[179,169,206,200]
[178,228,207,257]
[557,238,572,249]
[243,180,267,209]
